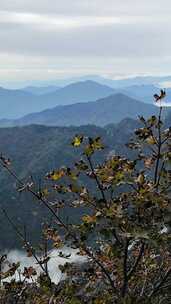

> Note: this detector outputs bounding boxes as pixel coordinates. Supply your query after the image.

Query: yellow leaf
[72,135,84,147]
[46,169,65,181]
[136,173,145,184]
[82,215,96,224]
[93,137,104,150]
[146,136,156,145]
[41,188,49,197]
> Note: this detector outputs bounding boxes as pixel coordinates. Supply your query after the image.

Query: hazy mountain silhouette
[0,93,157,127]
[22,85,60,95]
[0,80,114,119]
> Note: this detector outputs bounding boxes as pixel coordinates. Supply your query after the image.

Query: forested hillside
[0,119,139,248]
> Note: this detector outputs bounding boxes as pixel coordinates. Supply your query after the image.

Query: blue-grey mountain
[1,93,157,127]
[0,80,114,119]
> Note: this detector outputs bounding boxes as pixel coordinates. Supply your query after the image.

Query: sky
[0,0,171,86]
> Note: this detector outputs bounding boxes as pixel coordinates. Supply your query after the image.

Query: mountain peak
[63,79,113,90]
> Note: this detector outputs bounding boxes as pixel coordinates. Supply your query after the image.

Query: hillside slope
[4,93,157,127]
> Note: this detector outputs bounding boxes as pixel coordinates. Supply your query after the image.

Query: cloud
[0,0,171,84]
[0,17,168,58]
[0,11,126,30]
[2,248,87,284]
[156,102,171,107]
[1,0,171,17]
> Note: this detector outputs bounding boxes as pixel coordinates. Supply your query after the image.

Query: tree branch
[121,238,130,297]
[87,155,107,207]
[154,106,163,186]
[127,242,145,280]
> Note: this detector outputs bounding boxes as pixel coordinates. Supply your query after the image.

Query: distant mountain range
[22,83,162,103]
[71,75,171,88]
[0,80,115,119]
[91,75,171,88]
[120,85,158,104]
[22,85,61,95]
[0,77,170,124]
[3,74,171,89]
[0,93,158,128]
[120,85,171,104]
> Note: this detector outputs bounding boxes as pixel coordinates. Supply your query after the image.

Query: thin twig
[87,155,107,206]
[127,242,145,280]
[154,107,163,186]
[2,208,46,274]
[121,238,130,297]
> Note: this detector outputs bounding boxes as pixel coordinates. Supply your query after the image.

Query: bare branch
[121,238,130,297]
[127,242,145,280]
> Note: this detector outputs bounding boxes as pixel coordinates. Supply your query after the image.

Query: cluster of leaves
[0,92,171,303]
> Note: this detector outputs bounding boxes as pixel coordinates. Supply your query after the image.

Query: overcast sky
[0,0,171,86]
